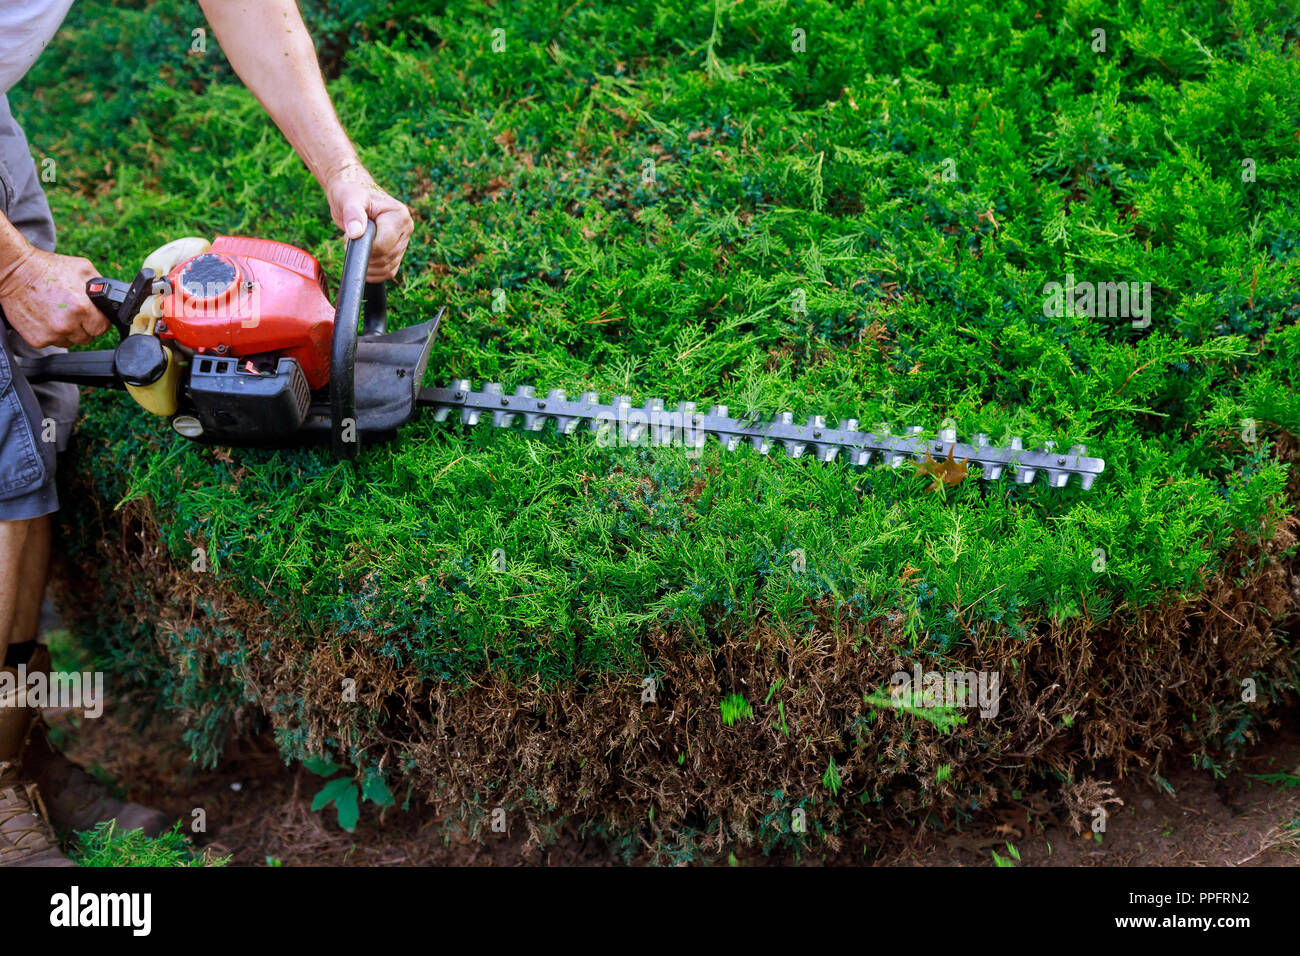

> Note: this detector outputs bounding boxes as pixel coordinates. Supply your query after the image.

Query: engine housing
[156,236,336,389]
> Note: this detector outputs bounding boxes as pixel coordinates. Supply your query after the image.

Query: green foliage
[304,756,394,832]
[864,687,968,733]
[71,822,227,867]
[821,757,842,796]
[991,842,1021,867]
[310,777,361,832]
[720,692,753,726]
[18,0,1299,780]
[1248,771,1300,790]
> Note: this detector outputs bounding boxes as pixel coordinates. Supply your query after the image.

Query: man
[0,0,413,866]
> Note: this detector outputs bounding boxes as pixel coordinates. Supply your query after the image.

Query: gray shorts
[0,93,79,521]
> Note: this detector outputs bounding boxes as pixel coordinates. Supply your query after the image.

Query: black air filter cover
[187,355,310,442]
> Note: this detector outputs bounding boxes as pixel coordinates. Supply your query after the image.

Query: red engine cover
[157,236,336,390]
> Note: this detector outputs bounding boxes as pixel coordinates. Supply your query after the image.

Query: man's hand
[323,163,413,282]
[0,247,109,348]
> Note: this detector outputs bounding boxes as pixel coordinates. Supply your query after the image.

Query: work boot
[23,728,171,837]
[0,781,73,866]
[0,658,73,866]
[22,645,171,838]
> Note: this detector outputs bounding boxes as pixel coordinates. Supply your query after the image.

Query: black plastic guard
[302,309,443,441]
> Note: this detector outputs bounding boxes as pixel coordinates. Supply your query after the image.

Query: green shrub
[19,0,1300,849]
[71,822,227,867]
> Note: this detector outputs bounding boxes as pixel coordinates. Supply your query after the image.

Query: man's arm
[197,0,413,281]
[0,214,107,348]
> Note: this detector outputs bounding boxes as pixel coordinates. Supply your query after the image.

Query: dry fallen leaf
[914,444,970,492]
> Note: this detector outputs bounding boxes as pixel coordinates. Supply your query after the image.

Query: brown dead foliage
[914,445,970,491]
[53,498,1299,856]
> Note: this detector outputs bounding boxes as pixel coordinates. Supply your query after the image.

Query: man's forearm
[0,214,34,284]
[194,0,413,275]
[197,0,361,187]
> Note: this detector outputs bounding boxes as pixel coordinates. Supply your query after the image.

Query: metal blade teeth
[434,379,470,423]
[612,395,638,443]
[971,433,996,480]
[1038,441,1062,488]
[419,383,1105,490]
[744,410,772,455]
[777,412,806,459]
[1007,436,1031,483]
[679,402,706,455]
[481,382,509,429]
[708,405,742,451]
[644,398,666,446]
[546,389,579,435]
[514,386,543,431]
[905,426,925,464]
[461,378,485,426]
[842,420,871,466]
[809,416,839,462]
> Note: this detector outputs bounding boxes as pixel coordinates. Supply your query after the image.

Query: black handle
[13,349,122,388]
[86,278,127,334]
[87,268,156,340]
[329,220,377,460]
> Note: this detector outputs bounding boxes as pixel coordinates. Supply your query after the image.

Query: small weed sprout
[720,692,753,726]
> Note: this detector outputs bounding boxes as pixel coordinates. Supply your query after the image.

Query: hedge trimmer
[18,225,1105,490]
